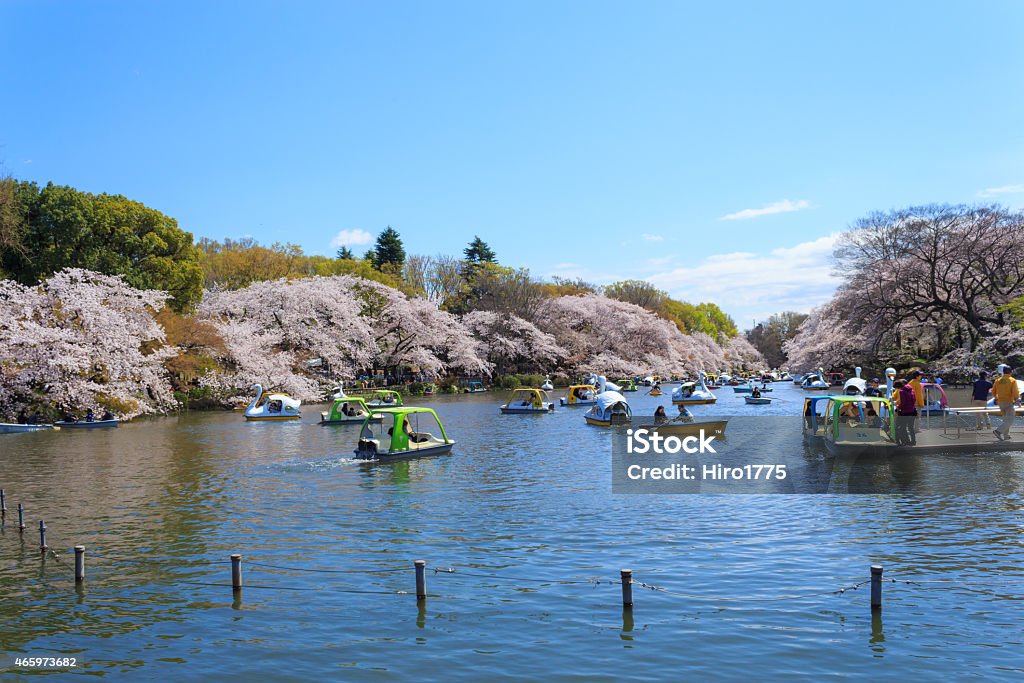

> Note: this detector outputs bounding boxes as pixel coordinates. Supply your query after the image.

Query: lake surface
[1,383,1022,680]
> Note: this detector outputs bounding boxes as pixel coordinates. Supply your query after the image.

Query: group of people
[891,366,1020,446]
[60,408,116,423]
[337,402,366,417]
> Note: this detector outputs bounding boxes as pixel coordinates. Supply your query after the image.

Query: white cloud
[641,233,664,241]
[977,184,1024,198]
[330,228,373,249]
[720,199,811,221]
[646,234,840,325]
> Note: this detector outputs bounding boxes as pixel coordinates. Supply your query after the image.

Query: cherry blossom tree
[462,310,563,374]
[0,268,177,419]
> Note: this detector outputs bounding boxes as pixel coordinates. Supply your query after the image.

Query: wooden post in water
[18,503,25,532]
[230,554,242,592]
[621,569,633,609]
[870,565,883,611]
[74,546,85,582]
[415,560,426,601]
[1,488,6,513]
[39,520,47,552]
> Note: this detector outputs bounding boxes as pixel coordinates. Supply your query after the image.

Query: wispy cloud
[977,184,1024,198]
[720,199,811,221]
[329,228,373,249]
[641,233,663,242]
[646,234,840,325]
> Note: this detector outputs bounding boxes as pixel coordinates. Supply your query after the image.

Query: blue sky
[2,1,1023,325]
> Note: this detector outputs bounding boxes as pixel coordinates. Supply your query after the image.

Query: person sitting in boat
[101,410,115,421]
[865,378,883,397]
[654,405,667,422]
[839,402,860,423]
[402,416,429,444]
[863,403,882,428]
[84,408,96,422]
[268,399,283,413]
[677,405,693,421]
[752,386,762,398]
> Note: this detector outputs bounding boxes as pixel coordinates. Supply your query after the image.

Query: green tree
[336,245,354,260]
[371,226,405,271]
[604,279,666,311]
[0,180,202,311]
[747,311,808,367]
[463,235,497,266]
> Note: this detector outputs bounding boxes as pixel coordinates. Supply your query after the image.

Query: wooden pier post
[870,565,883,611]
[621,569,634,609]
[17,503,25,532]
[38,520,47,552]
[415,560,426,601]
[74,546,85,582]
[1,488,6,513]
[230,554,242,592]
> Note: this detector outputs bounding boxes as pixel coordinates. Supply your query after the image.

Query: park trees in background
[746,312,808,368]
[0,181,203,311]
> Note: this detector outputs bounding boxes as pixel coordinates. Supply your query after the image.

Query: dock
[898,406,1024,454]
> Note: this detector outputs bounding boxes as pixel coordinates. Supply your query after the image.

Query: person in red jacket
[894,379,918,446]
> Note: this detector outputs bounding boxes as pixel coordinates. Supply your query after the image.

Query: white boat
[744,396,772,405]
[842,367,867,395]
[801,368,830,390]
[671,372,717,405]
[330,383,348,400]
[244,384,301,421]
[0,423,58,433]
[584,391,632,426]
[540,376,554,391]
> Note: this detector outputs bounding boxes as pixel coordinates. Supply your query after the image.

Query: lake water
[1,383,1022,679]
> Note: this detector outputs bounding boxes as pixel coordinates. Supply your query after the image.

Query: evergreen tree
[371,226,405,270]
[336,245,354,260]
[463,235,497,265]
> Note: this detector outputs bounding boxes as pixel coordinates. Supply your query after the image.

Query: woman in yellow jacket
[993,366,1020,441]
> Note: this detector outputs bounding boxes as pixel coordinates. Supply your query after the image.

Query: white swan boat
[801,368,830,390]
[244,384,302,421]
[842,367,867,395]
[540,376,554,391]
[671,372,717,405]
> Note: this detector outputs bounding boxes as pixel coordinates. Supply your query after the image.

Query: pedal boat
[244,383,301,421]
[501,388,555,414]
[355,407,454,460]
[320,396,383,425]
[821,395,897,455]
[560,384,597,407]
[584,391,632,426]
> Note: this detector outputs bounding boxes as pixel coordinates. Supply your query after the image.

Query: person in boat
[894,379,917,446]
[839,401,860,423]
[992,365,1019,442]
[863,403,882,428]
[101,410,115,421]
[402,416,429,444]
[751,386,762,398]
[654,405,667,422]
[865,378,883,397]
[972,371,993,431]
[804,400,815,431]
[676,405,693,421]
[85,408,96,422]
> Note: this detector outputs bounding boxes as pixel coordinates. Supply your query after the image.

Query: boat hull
[671,398,717,405]
[824,439,897,456]
[354,442,455,461]
[639,420,728,437]
[501,406,554,414]
[560,398,596,406]
[53,420,118,429]
[320,416,383,425]
[745,397,771,405]
[584,415,631,426]
[245,415,301,421]
[0,423,57,433]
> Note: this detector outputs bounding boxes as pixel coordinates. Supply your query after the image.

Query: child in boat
[654,405,667,422]
[752,386,762,398]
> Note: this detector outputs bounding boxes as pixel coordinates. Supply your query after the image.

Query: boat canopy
[359,407,450,453]
[324,396,374,421]
[594,390,628,413]
[823,395,896,440]
[363,390,403,405]
[509,388,549,404]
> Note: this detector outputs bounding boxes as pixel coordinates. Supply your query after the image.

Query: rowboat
[0,423,58,433]
[54,419,119,429]
[744,396,771,405]
[638,419,728,438]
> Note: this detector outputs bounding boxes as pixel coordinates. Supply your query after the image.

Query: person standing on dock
[894,379,918,446]
[992,366,1019,441]
[972,371,993,431]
